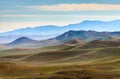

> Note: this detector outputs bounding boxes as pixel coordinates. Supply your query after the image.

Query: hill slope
[79,40,120,49]
[22,40,120,63]
[65,38,84,45]
[1,40,120,79]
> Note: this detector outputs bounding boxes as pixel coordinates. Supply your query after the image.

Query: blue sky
[0,0,120,32]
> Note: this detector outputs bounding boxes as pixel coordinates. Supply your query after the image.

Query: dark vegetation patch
[0,54,28,59]
[17,69,120,79]
[80,40,120,49]
[23,50,89,62]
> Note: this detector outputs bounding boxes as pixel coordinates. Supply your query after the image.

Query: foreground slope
[20,40,120,64]
[0,40,120,79]
[79,40,120,49]
[1,40,120,63]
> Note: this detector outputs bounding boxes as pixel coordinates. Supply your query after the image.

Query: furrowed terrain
[0,40,120,79]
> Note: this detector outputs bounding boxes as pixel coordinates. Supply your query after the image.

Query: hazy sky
[0,0,120,32]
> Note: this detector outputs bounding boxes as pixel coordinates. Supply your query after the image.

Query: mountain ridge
[0,20,120,43]
[1,20,120,36]
[7,37,38,47]
[6,30,120,48]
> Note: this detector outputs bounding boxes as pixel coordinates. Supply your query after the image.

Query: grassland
[0,40,120,79]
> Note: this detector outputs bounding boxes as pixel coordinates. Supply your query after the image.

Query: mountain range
[0,20,120,43]
[7,37,38,46]
[0,19,120,79]
[6,30,120,48]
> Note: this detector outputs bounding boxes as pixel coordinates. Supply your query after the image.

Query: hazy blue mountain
[7,37,38,46]
[0,20,120,43]
[111,32,120,36]
[55,30,113,42]
[0,34,58,43]
[53,30,120,42]
[0,25,62,36]
[6,30,120,48]
[0,20,120,36]
[6,37,61,48]
[63,20,120,31]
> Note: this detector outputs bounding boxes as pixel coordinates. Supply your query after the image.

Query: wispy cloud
[0,14,37,17]
[27,4,120,11]
[0,14,120,17]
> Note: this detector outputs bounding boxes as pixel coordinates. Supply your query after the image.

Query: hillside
[2,40,120,63]
[20,40,120,63]
[65,38,85,45]
[23,47,120,64]
[0,40,120,79]
[79,40,120,49]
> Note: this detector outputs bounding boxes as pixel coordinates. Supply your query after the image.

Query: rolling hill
[4,40,120,63]
[79,40,120,49]
[22,42,120,63]
[65,38,85,45]
[0,39,120,79]
[6,40,120,62]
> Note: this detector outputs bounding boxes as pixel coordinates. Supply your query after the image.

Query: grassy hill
[23,47,120,64]
[0,44,68,57]
[0,40,120,79]
[79,40,120,49]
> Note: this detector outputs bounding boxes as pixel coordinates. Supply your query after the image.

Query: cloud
[26,4,120,11]
[0,14,37,17]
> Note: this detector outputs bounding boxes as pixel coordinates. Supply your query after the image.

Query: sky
[0,0,120,33]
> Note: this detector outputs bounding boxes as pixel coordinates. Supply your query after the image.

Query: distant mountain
[64,20,120,31]
[0,20,120,43]
[7,37,38,46]
[6,37,61,48]
[6,30,120,48]
[0,34,58,43]
[54,30,120,42]
[0,26,62,36]
[1,20,120,36]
